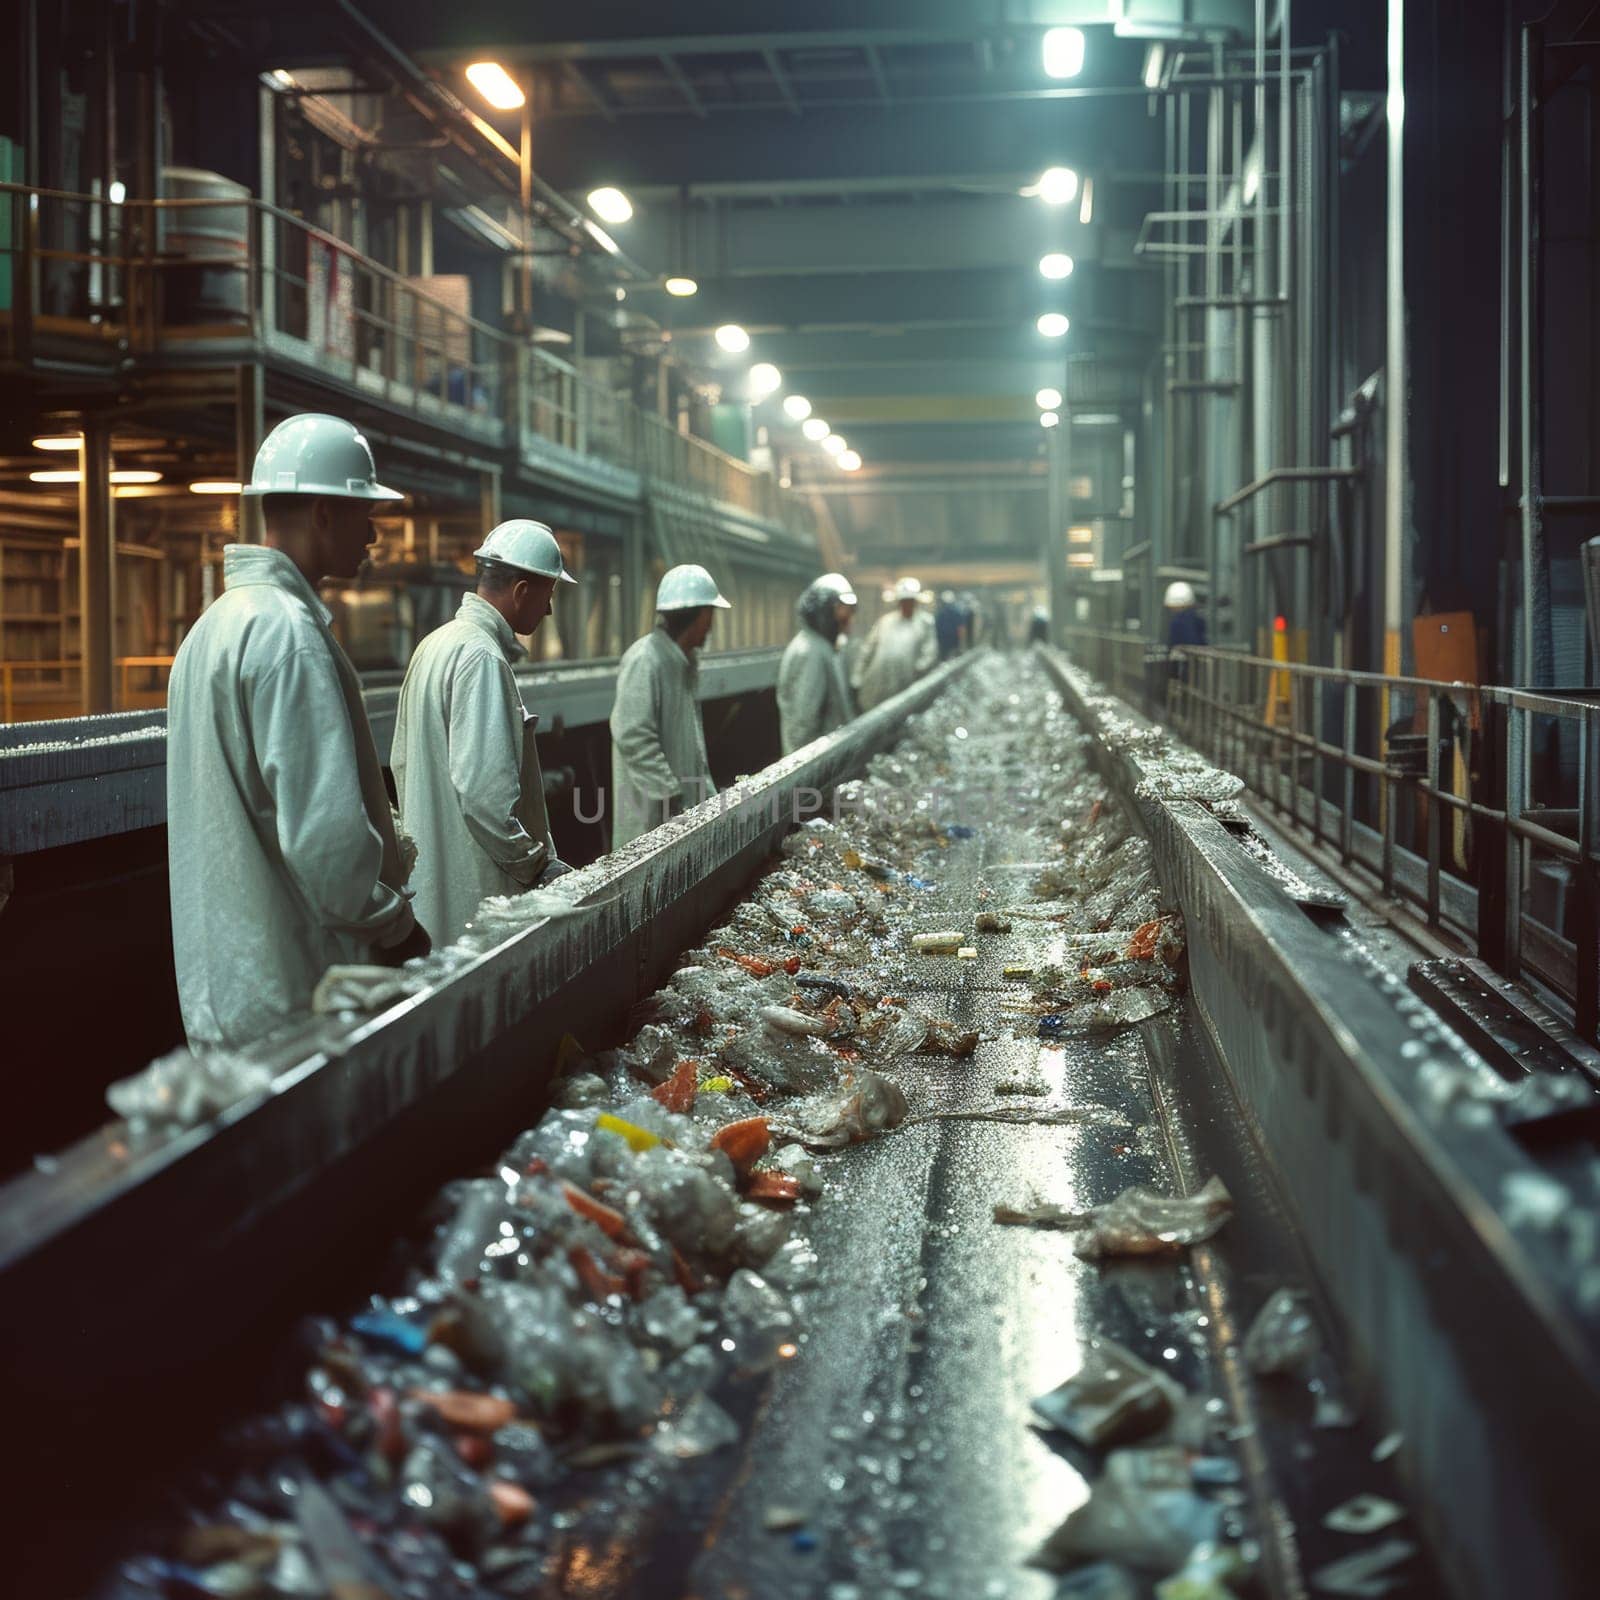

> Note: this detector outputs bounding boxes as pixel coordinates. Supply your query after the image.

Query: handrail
[0,183,815,544]
[1213,464,1360,516]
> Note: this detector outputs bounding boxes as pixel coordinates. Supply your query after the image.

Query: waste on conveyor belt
[97,657,1201,1599]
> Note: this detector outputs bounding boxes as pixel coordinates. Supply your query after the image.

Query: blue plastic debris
[1038,1013,1071,1040]
[790,1530,818,1554]
[942,824,976,840]
[351,1309,430,1355]
[1190,1455,1244,1487]
[904,875,938,891]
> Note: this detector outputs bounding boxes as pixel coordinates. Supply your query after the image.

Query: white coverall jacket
[851,611,938,711]
[609,620,715,848]
[166,544,416,1049]
[777,626,855,753]
[392,592,558,944]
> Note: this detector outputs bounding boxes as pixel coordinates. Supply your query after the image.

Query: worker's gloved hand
[538,858,575,883]
[375,920,432,968]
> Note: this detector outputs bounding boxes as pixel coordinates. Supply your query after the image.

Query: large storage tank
[158,167,250,325]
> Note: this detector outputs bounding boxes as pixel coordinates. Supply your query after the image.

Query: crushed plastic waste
[1032,1337,1186,1448]
[105,1046,275,1134]
[1055,1562,1143,1600]
[310,963,424,1016]
[1323,1494,1404,1535]
[1031,1447,1225,1574]
[1242,1288,1322,1376]
[1154,1541,1251,1599]
[996,1176,1232,1259]
[1310,1539,1417,1597]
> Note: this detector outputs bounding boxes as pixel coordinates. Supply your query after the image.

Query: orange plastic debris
[570,1246,628,1303]
[711,1117,771,1175]
[560,1180,627,1239]
[454,1432,493,1468]
[1126,918,1164,960]
[412,1390,517,1432]
[672,1246,703,1296]
[744,1171,804,1206]
[490,1481,536,1527]
[720,946,777,977]
[651,1058,699,1114]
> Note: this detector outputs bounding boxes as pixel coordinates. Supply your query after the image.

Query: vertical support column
[1383,0,1408,683]
[1517,23,1551,688]
[1045,421,1068,646]
[623,506,647,643]
[77,418,116,715]
[236,363,264,543]
[573,310,588,456]
[479,467,502,536]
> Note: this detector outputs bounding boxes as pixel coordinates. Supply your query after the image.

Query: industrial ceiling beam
[528,97,1162,190]
[563,59,616,121]
[762,49,803,117]
[863,43,892,105]
[657,52,708,118]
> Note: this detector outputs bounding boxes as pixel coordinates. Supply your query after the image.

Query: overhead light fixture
[1042,27,1086,80]
[107,181,126,205]
[33,469,163,485]
[1039,252,1074,280]
[1067,551,1096,567]
[1040,412,1061,429]
[1031,166,1080,206]
[822,434,847,456]
[1068,526,1095,543]
[715,323,751,354]
[837,450,862,472]
[802,417,830,441]
[1036,387,1063,410]
[664,276,698,297]
[32,434,81,451]
[465,61,525,112]
[1037,312,1070,338]
[783,394,813,422]
[1079,176,1094,225]
[587,186,633,225]
[1074,412,1121,426]
[189,480,244,494]
[748,362,783,402]
[1142,44,1165,90]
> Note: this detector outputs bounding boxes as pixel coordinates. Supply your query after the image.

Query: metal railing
[0,184,812,541]
[1,656,175,723]
[1060,624,1600,1040]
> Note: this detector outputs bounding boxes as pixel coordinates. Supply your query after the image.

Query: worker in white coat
[777,571,858,753]
[609,564,730,848]
[852,576,938,711]
[167,413,430,1050]
[392,520,576,944]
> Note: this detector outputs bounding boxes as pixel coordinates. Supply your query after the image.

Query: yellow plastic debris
[699,1076,737,1094]
[595,1113,661,1152]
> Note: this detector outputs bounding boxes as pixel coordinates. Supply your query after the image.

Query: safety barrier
[1059,625,1600,1041]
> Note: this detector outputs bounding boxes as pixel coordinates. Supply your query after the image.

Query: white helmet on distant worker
[816,571,858,606]
[656,563,732,610]
[893,576,923,601]
[242,413,402,501]
[1164,581,1198,609]
[473,520,577,583]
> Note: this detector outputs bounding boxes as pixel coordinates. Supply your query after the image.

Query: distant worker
[167,413,429,1050]
[778,571,858,753]
[958,590,980,650]
[934,589,965,661]
[609,564,730,848]
[1028,606,1051,645]
[392,520,576,945]
[852,576,938,711]
[1164,581,1207,648]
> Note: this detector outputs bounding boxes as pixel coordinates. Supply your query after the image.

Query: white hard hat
[656,563,732,611]
[1163,581,1197,609]
[242,413,401,501]
[894,577,923,601]
[816,571,858,606]
[473,519,576,583]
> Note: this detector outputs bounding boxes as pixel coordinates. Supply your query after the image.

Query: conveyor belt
[0,647,782,855]
[1039,646,1600,1600]
[5,651,1596,1599]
